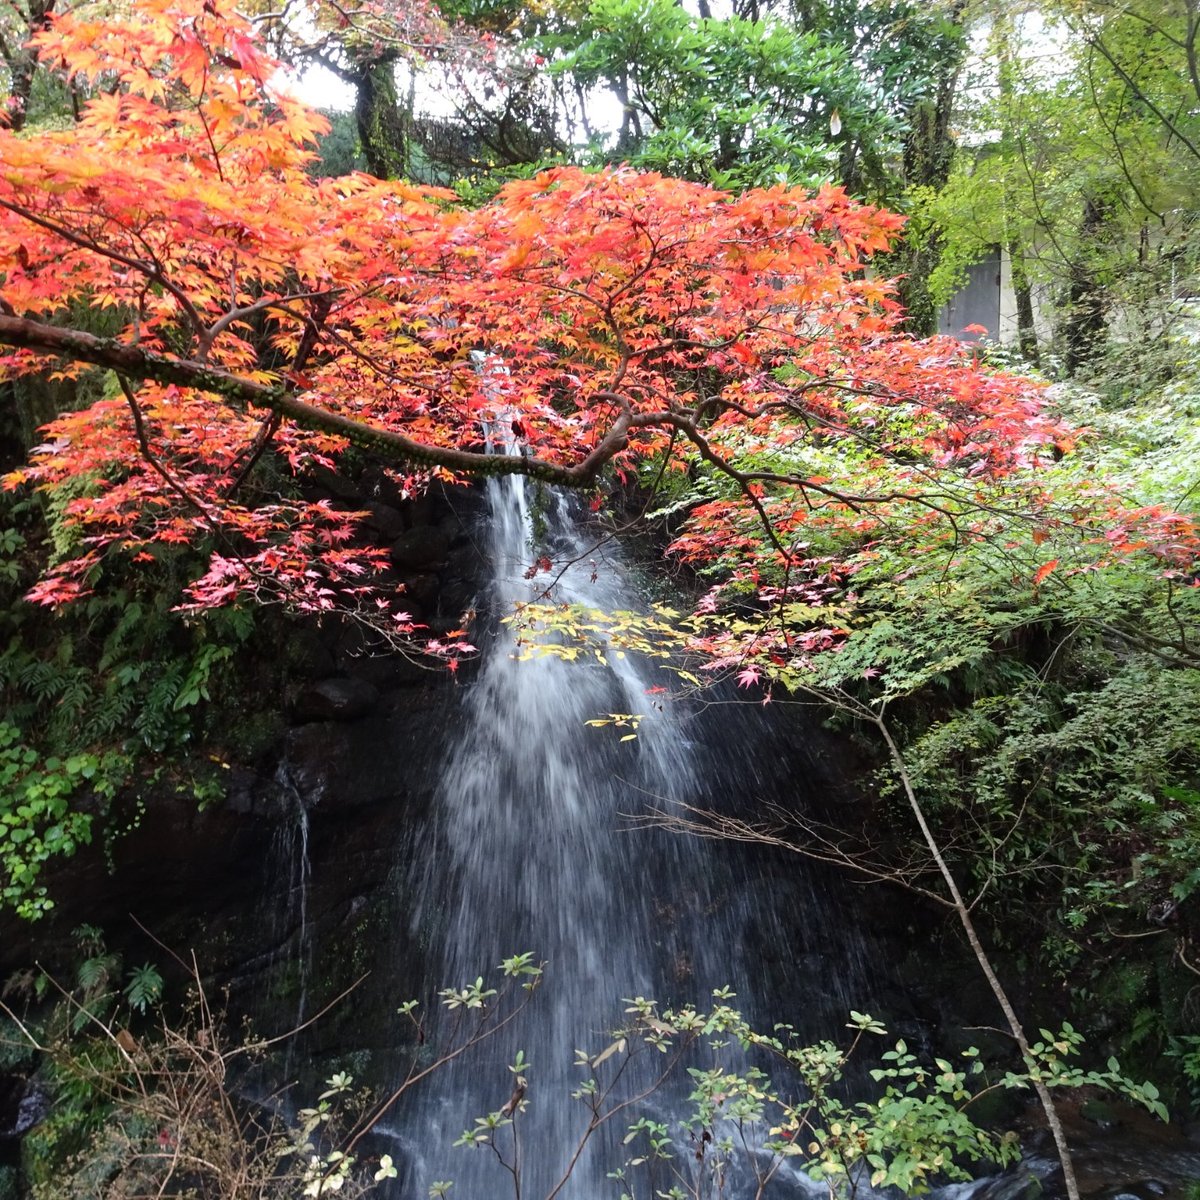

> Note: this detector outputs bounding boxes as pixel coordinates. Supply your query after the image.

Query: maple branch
[223,294,334,497]
[197,288,341,363]
[660,412,806,560]
[265,298,442,398]
[193,58,226,184]
[116,373,223,526]
[668,396,1011,538]
[0,315,645,486]
[0,201,207,340]
[222,410,281,499]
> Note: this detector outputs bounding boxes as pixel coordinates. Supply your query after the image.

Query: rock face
[291,677,380,723]
[0,472,490,1135]
[0,1080,49,1140]
[389,525,451,570]
[361,502,406,541]
[5,467,1199,1196]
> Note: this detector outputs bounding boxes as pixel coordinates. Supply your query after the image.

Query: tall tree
[546,0,969,203]
[992,5,1039,362]
[923,0,1199,371]
[888,0,968,334]
[0,0,60,129]
[547,0,891,191]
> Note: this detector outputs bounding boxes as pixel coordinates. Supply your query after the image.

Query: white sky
[287,62,357,111]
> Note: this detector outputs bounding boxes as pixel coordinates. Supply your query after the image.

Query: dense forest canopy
[0,0,1198,1193]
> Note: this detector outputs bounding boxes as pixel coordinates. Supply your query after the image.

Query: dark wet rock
[341,647,432,689]
[0,1078,21,1139]
[330,619,428,674]
[1080,1097,1121,1130]
[291,677,379,723]
[974,1170,1044,1200]
[361,502,406,541]
[0,1078,49,1139]
[220,766,281,816]
[307,465,363,503]
[281,690,449,813]
[400,572,440,606]
[332,619,377,665]
[390,526,451,569]
[286,625,337,680]
[402,492,443,528]
[438,574,480,619]
[438,510,472,547]
[358,465,407,508]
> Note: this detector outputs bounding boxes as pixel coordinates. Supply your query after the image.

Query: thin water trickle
[269,764,313,1054]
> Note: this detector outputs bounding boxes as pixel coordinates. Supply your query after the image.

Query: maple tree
[0,0,1196,671]
[1,6,1198,1191]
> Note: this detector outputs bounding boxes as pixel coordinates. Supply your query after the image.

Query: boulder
[285,625,337,680]
[0,1077,50,1139]
[306,465,363,503]
[400,572,440,606]
[438,511,471,547]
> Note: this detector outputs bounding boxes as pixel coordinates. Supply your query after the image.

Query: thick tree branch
[0,315,652,486]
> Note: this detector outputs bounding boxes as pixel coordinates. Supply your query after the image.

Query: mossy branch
[0,315,641,487]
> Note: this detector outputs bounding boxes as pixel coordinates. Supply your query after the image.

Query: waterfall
[389,460,878,1199]
[387,466,743,1197]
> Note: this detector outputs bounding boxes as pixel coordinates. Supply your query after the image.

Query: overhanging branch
[0,315,642,486]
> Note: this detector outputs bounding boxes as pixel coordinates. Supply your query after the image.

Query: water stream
[270,459,1200,1198]
[388,464,875,1199]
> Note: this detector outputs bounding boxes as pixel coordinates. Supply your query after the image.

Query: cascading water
[390,460,880,1199]
[395,466,724,1197]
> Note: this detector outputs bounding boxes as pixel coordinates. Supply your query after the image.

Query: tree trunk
[993,10,1039,365]
[895,8,967,336]
[896,87,960,334]
[1063,197,1109,375]
[2,0,57,132]
[353,56,410,180]
[1011,242,1040,365]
